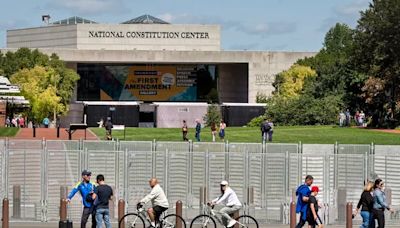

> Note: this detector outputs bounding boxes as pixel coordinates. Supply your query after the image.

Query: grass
[90,125,400,145]
[0,127,19,137]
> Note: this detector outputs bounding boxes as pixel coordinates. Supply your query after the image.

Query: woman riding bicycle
[208,180,242,228]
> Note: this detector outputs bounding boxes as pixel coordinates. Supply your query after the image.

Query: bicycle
[119,205,186,228]
[190,204,258,228]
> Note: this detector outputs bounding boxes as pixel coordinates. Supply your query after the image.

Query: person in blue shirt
[67,170,97,228]
[295,175,314,228]
[372,179,394,228]
[195,119,201,142]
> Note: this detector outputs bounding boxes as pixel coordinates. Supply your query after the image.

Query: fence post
[290,202,296,228]
[118,199,125,228]
[346,202,353,228]
[60,198,67,221]
[176,200,183,228]
[12,185,21,219]
[338,188,347,221]
[2,198,9,228]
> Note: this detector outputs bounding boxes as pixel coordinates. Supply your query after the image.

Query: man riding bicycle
[137,178,169,228]
[208,180,242,228]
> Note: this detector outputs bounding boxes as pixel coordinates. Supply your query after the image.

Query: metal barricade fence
[0,139,400,225]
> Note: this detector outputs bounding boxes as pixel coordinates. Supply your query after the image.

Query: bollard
[233,210,240,228]
[176,200,183,228]
[290,202,296,228]
[2,198,9,228]
[33,125,36,137]
[57,126,60,138]
[118,199,125,228]
[60,198,67,221]
[13,185,21,219]
[346,202,353,228]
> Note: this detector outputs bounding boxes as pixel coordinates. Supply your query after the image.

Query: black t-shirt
[307,195,318,218]
[95,184,113,209]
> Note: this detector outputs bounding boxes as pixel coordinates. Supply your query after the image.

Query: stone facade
[7,24,221,51]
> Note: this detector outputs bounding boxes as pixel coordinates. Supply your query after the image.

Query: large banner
[121,66,196,101]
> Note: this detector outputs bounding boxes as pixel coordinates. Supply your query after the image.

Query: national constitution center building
[4,15,315,127]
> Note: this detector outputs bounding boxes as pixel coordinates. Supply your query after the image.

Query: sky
[0,0,371,52]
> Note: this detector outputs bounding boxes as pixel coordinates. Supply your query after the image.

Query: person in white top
[138,178,169,227]
[209,180,242,227]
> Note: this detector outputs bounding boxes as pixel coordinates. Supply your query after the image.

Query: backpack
[262,122,271,132]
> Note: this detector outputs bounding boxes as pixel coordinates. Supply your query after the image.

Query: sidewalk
[13,127,99,140]
[8,222,399,228]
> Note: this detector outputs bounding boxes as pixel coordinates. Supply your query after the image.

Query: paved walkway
[8,221,400,228]
[13,127,99,140]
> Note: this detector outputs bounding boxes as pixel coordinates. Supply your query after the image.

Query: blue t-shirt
[296,184,311,220]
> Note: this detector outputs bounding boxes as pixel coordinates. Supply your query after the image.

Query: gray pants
[218,205,242,227]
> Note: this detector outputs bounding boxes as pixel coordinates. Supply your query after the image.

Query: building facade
[3,15,316,127]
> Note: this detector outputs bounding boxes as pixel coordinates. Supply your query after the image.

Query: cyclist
[208,180,242,228]
[137,178,169,228]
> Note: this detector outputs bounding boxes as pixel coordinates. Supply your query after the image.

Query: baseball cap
[220,180,229,186]
[311,186,319,192]
[81,170,92,176]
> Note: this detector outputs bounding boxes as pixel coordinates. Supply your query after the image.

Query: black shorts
[153,205,168,221]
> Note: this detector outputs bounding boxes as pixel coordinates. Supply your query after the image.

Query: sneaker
[227,219,237,228]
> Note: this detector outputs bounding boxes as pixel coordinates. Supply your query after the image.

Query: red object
[311,186,319,192]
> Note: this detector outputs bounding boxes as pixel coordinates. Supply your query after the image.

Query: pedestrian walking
[43,117,50,128]
[306,186,321,228]
[266,119,274,142]
[219,120,226,141]
[182,120,189,141]
[353,181,374,228]
[372,179,394,228]
[339,111,345,127]
[104,117,113,140]
[94,174,113,228]
[345,109,351,127]
[195,119,201,142]
[295,175,314,228]
[211,122,217,142]
[260,118,271,142]
[67,170,97,228]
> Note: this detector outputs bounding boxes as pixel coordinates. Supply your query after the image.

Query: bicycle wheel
[119,213,146,228]
[190,214,216,228]
[234,215,258,228]
[162,213,187,228]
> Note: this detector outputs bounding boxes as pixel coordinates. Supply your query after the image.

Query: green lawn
[0,127,19,137]
[90,126,400,144]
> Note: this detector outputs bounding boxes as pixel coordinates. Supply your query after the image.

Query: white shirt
[212,187,242,206]
[140,184,169,208]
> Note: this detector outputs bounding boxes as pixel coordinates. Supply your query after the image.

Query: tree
[2,48,79,121]
[203,104,221,127]
[352,0,400,127]
[297,23,356,99]
[273,65,316,98]
[10,66,65,122]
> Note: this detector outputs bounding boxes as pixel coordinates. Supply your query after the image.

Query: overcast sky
[0,0,370,51]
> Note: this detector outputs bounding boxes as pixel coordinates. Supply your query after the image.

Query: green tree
[2,48,79,121]
[203,104,221,127]
[297,23,356,99]
[352,0,400,127]
[10,66,65,122]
